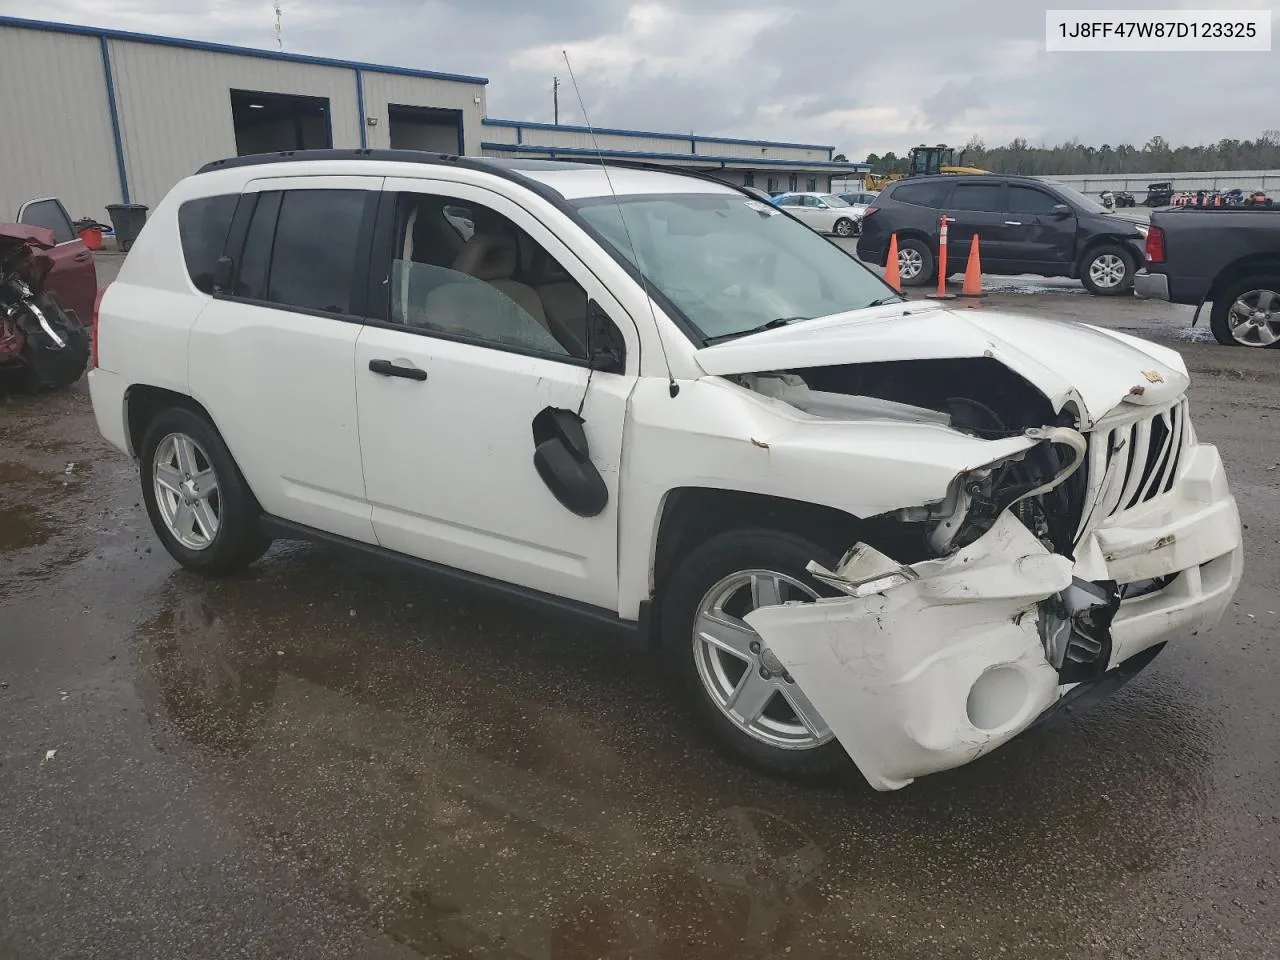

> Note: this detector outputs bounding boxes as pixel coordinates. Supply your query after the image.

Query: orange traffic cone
[884,233,901,291]
[960,234,985,298]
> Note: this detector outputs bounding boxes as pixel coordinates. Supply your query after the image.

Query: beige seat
[420,230,570,356]
[532,252,588,358]
[450,232,549,328]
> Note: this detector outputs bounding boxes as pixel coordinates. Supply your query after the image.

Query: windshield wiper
[865,295,905,307]
[704,316,809,345]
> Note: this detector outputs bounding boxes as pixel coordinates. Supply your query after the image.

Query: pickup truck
[1134,207,1280,347]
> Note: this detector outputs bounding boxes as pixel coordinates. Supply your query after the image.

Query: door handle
[1004,220,1023,226]
[369,358,427,381]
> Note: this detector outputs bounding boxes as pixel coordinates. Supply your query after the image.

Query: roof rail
[191,148,766,203]
[194,148,474,175]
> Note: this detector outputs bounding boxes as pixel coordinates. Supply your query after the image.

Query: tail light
[1145,226,1166,264]
[861,206,880,219]
[91,285,108,368]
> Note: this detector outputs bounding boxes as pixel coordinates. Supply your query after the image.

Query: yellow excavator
[865,144,988,190]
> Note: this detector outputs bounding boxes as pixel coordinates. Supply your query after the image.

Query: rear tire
[660,528,851,781]
[140,407,271,575]
[1209,274,1280,348]
[897,237,935,287]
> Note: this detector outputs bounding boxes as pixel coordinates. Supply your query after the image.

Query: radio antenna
[561,50,679,398]
[273,2,283,50]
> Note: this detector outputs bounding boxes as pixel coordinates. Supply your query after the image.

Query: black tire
[833,218,855,238]
[897,236,936,287]
[1080,243,1135,296]
[139,407,271,575]
[660,528,851,780]
[1209,273,1280,348]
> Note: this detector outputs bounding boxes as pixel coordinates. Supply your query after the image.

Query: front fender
[744,512,1072,791]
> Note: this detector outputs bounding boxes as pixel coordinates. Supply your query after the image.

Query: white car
[773,192,862,237]
[88,152,1243,791]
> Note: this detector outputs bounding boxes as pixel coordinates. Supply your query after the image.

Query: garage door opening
[388,104,463,155]
[231,89,332,156]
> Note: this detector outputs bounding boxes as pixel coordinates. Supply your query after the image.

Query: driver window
[386,193,589,360]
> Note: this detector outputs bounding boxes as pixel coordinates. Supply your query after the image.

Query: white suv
[88,150,1243,791]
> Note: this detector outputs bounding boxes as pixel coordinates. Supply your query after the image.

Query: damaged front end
[732,365,1241,791]
[744,511,1134,791]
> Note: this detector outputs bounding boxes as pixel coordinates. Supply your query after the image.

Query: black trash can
[105,203,149,252]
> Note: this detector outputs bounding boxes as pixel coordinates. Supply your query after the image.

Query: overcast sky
[5,0,1278,158]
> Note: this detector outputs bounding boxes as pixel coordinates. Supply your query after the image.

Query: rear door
[1006,183,1076,271]
[943,181,1014,270]
[17,198,97,323]
[187,176,382,544]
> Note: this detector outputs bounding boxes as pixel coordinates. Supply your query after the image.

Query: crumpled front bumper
[744,442,1242,792]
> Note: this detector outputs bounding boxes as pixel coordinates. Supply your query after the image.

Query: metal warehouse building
[0,15,868,224]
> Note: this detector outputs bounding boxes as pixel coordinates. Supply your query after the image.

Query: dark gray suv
[856,175,1148,296]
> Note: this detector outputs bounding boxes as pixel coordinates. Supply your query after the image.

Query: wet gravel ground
[2,253,1278,959]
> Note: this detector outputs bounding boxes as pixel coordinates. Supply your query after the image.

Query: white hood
[693,302,1189,428]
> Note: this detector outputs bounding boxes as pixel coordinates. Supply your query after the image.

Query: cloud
[5,0,1278,160]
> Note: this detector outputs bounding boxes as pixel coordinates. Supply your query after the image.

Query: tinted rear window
[265,189,369,315]
[178,195,238,294]
[890,181,952,208]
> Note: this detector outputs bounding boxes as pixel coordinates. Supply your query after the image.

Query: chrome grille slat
[1074,398,1194,544]
[1115,417,1152,511]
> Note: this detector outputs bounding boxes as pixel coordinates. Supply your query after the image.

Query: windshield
[1042,180,1110,215]
[573,193,898,344]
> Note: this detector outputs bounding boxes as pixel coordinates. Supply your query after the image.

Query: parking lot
[2,251,1278,960]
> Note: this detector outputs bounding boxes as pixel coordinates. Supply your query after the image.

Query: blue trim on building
[482,118,834,153]
[355,68,367,149]
[480,142,869,171]
[0,14,489,85]
[98,35,130,204]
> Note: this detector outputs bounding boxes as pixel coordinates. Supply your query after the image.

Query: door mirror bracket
[586,299,626,374]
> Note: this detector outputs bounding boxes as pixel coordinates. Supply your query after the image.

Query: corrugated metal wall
[106,40,361,208]
[360,72,486,154]
[0,25,121,221]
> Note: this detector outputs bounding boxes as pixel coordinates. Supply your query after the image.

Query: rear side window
[949,183,1005,211]
[890,181,952,208]
[232,188,371,315]
[178,195,238,294]
[1008,186,1060,215]
[19,198,76,245]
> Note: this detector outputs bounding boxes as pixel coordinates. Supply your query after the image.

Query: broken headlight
[922,427,1088,556]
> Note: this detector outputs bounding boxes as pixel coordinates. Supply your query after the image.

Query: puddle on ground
[0,505,53,551]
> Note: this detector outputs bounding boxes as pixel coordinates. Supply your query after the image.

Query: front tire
[833,218,855,238]
[1209,274,1280,347]
[1080,244,1135,296]
[140,407,271,575]
[660,529,850,780]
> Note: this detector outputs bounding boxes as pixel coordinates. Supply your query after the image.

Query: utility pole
[274,2,282,50]
[552,76,559,125]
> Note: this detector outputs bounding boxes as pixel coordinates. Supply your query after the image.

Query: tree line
[853,131,1280,176]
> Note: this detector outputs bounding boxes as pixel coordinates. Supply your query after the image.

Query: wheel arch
[124,384,265,511]
[1207,253,1280,303]
[1075,234,1139,277]
[645,486,863,648]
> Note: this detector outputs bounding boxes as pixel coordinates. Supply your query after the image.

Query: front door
[187,175,383,543]
[353,178,639,611]
[1005,183,1077,271]
[17,197,97,322]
